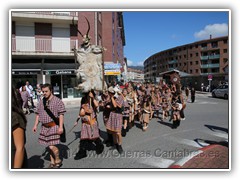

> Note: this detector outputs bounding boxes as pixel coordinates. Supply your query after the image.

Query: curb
[168,144,219,168]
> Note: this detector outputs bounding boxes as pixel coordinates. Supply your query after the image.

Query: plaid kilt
[173,110,180,116]
[39,125,60,146]
[81,121,100,140]
[152,104,161,111]
[105,112,123,132]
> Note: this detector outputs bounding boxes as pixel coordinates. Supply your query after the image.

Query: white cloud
[127,60,133,66]
[194,23,228,39]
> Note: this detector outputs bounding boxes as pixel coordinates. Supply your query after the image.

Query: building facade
[144,36,229,89]
[11,11,125,99]
[127,68,144,83]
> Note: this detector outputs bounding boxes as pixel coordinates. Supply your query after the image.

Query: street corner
[168,144,229,169]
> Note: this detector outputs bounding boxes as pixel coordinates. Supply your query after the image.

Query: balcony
[200,72,219,75]
[209,54,220,59]
[201,47,208,50]
[201,63,220,69]
[168,60,177,64]
[13,11,78,17]
[200,56,209,60]
[12,37,78,53]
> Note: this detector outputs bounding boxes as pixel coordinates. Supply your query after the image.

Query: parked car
[212,84,229,99]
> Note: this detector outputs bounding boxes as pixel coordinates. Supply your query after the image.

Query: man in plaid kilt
[32,83,66,168]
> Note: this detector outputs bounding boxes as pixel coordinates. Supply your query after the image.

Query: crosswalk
[135,128,228,168]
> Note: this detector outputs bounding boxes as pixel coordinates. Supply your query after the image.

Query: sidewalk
[169,144,229,169]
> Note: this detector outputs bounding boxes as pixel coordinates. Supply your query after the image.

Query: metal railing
[168,60,177,64]
[201,63,220,68]
[13,11,78,17]
[200,56,208,60]
[209,54,220,59]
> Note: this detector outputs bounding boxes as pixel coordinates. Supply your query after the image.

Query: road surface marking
[166,136,210,148]
[137,157,175,168]
[201,130,228,139]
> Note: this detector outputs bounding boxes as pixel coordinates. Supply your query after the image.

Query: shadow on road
[194,138,228,148]
[204,124,228,133]
[157,121,173,128]
[28,155,44,168]
[67,131,81,146]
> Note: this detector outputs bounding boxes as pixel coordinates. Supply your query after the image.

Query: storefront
[44,70,81,99]
[12,58,82,99]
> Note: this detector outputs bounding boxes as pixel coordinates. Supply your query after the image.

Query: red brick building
[144,36,229,89]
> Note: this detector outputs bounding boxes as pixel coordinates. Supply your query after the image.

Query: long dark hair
[12,87,27,124]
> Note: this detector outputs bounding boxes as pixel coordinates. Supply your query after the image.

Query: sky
[123,11,229,66]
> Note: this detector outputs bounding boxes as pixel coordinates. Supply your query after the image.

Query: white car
[212,84,228,99]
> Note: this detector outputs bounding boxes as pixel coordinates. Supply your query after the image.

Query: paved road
[25,93,229,169]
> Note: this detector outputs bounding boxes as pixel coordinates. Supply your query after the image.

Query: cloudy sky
[123,11,229,66]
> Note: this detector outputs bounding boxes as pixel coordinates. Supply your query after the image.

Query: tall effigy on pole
[73,17,107,92]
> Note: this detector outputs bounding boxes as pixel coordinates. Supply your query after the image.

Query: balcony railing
[12,37,78,53]
[201,72,219,75]
[201,47,208,50]
[201,63,220,69]
[209,54,220,59]
[13,11,78,17]
[200,56,208,60]
[168,60,177,64]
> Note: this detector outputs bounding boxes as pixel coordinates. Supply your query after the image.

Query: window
[224,58,228,63]
[190,54,192,57]
[224,40,228,44]
[190,61,193,65]
[196,53,199,56]
[196,69,199,73]
[195,44,198,48]
[196,61,199,65]
[184,62,187,66]
[190,69,192,73]
[223,49,228,53]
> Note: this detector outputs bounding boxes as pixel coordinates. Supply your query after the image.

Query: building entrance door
[51,75,62,99]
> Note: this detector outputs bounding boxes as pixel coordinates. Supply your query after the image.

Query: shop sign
[44,70,74,75]
[12,71,39,75]
[104,63,121,70]
[104,69,121,75]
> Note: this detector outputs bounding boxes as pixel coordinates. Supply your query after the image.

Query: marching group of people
[12,79,197,169]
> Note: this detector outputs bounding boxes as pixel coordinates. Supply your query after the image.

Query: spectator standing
[12,87,28,168]
[36,83,43,104]
[20,85,30,115]
[191,87,196,103]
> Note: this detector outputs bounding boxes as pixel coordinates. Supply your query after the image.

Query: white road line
[166,136,210,148]
[173,150,203,167]
[137,157,175,168]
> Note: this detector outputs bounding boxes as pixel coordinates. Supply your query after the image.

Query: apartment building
[127,68,144,83]
[144,36,229,88]
[11,11,125,99]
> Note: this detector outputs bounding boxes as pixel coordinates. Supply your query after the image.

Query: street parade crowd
[12,79,197,169]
